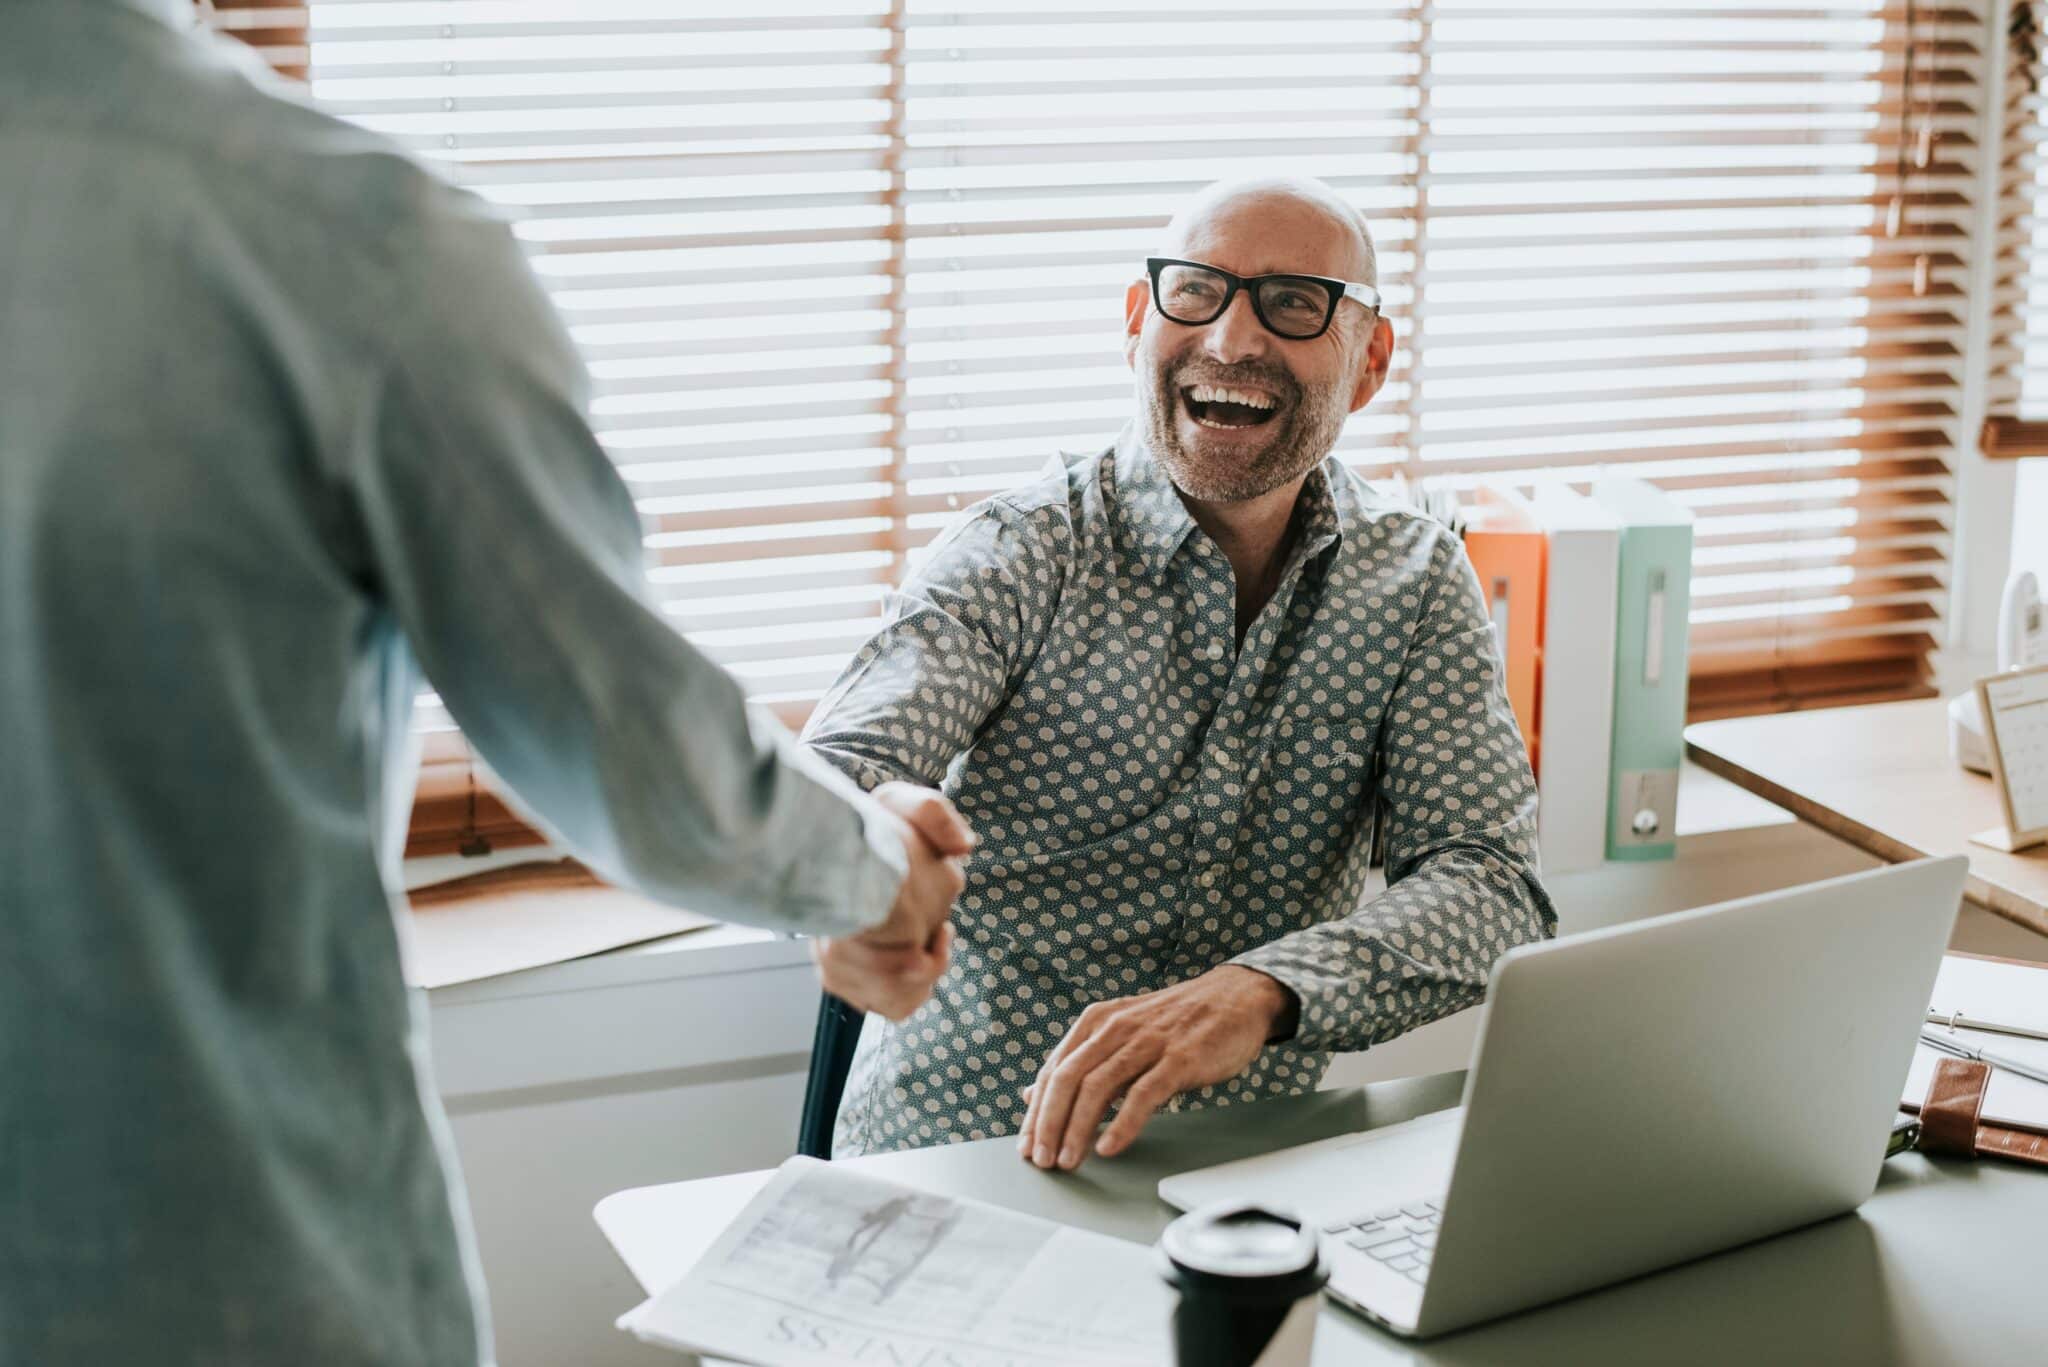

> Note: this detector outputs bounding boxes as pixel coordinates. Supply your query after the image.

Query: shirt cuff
[773,742,908,938]
[803,743,906,795]
[1226,942,1350,1054]
[842,788,911,931]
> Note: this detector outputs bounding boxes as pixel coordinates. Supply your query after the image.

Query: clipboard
[1970,661,2048,854]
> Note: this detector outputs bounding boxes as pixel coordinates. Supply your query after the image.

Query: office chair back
[797,991,865,1159]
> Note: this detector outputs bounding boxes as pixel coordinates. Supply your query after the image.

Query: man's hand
[1017,966,1300,1171]
[810,783,975,1022]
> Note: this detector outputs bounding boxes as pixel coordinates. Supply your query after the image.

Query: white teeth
[1188,383,1277,410]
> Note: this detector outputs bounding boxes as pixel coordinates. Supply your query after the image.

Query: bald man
[804,178,1556,1168]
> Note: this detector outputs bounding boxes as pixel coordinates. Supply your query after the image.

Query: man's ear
[1123,279,1149,371]
[1348,314,1396,412]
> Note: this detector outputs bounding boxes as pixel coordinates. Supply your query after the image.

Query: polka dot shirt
[803,428,1556,1156]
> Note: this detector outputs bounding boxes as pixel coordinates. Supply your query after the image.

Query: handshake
[809,781,975,1022]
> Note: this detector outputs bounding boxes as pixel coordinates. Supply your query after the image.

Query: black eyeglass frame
[1144,256,1382,341]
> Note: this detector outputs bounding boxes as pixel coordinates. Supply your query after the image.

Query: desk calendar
[1974,662,2048,853]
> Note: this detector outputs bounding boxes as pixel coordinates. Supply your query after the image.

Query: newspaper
[619,1157,1174,1367]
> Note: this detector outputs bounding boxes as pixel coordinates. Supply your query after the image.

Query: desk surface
[1686,697,2048,937]
[597,1076,2046,1367]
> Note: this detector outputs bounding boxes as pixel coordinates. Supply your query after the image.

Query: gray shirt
[0,3,904,1362]
[805,432,1556,1156]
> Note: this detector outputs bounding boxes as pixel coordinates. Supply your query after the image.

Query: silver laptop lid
[1415,856,1965,1335]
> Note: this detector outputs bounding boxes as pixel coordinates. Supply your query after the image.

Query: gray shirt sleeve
[345,181,905,937]
[1231,534,1557,1052]
[802,501,1064,791]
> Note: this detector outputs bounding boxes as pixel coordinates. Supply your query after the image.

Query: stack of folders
[1460,486,1547,769]
[1528,486,1620,874]
[1586,479,1694,866]
[1406,478,1695,875]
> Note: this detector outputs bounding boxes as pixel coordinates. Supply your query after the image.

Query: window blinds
[1398,0,1980,722]
[201,0,309,79]
[1983,0,2048,454]
[207,0,1992,849]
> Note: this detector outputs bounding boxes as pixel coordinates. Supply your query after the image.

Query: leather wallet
[1916,1058,2048,1167]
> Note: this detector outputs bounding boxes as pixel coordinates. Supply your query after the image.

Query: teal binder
[1592,479,1694,862]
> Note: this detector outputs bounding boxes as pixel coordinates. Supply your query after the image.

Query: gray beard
[1137,356,1348,504]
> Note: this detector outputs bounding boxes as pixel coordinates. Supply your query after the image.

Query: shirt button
[1206,641,1228,661]
[1197,865,1222,888]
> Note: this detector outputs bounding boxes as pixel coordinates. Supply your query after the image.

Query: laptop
[1158,857,1966,1338]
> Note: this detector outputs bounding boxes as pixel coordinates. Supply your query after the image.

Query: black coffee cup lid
[1159,1201,1326,1302]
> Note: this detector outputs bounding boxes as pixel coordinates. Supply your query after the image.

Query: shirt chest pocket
[1258,717,1379,810]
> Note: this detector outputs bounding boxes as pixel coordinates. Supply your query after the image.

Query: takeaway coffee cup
[1158,1201,1327,1367]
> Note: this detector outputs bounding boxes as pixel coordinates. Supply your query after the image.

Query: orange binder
[1460,485,1547,773]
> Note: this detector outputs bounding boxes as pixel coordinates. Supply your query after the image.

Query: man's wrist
[1218,965,1301,1043]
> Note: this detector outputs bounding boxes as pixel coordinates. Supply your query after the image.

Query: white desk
[596,1075,2045,1366]
[1686,699,2048,938]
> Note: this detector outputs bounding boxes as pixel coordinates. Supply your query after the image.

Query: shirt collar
[1294,462,1346,565]
[1109,426,1201,581]
[1109,424,1348,583]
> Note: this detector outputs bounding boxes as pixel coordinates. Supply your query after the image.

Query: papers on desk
[1903,955,2048,1133]
[401,859,713,988]
[619,1157,1173,1367]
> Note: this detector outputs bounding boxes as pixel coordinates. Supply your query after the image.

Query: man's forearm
[1228,837,1554,1054]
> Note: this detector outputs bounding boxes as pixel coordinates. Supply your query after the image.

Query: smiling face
[1126,181,1394,505]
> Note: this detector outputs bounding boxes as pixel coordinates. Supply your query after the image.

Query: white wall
[426,819,2044,1367]
[430,931,821,1367]
[450,1071,804,1367]
[2012,460,2048,590]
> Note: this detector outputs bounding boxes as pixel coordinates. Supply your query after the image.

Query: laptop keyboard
[1321,1196,1444,1284]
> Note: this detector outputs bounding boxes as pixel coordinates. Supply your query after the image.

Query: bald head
[1160,176,1377,290]
[1123,175,1394,507]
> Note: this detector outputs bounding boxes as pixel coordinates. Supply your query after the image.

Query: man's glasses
[1146,257,1381,342]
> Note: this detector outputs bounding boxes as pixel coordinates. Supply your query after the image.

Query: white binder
[1530,486,1622,874]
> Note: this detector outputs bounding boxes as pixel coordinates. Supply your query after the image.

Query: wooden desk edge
[1683,738,2048,939]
